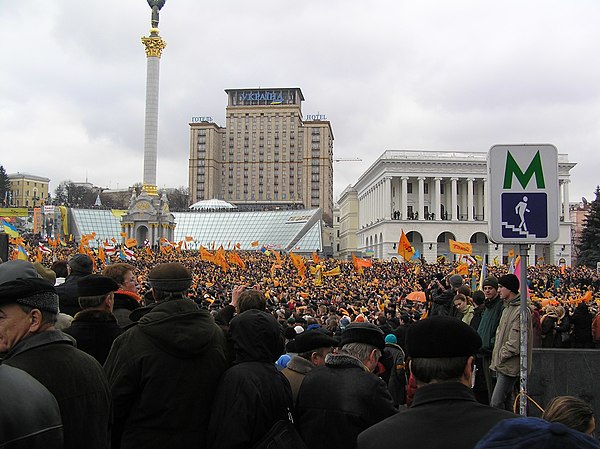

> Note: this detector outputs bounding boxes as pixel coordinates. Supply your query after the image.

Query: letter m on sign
[503,150,545,189]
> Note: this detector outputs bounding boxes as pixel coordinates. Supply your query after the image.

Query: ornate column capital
[141,35,167,58]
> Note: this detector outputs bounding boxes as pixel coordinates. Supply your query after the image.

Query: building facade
[336,150,575,266]
[188,88,334,224]
[8,172,50,207]
[569,200,591,265]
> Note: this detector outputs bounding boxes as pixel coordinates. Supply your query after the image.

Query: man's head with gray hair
[77,275,119,311]
[0,261,60,352]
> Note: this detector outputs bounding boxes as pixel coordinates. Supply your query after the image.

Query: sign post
[488,144,559,415]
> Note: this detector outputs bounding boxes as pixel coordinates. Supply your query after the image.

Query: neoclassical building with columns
[336,150,575,265]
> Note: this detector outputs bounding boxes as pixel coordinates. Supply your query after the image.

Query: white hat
[294,325,304,334]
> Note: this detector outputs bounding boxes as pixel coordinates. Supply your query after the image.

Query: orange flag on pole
[398,229,415,261]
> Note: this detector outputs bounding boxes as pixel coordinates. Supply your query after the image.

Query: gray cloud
[1,0,599,204]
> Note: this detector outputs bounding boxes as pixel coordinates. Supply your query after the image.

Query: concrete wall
[528,349,600,418]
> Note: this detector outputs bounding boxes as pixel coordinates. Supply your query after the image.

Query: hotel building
[188,88,334,225]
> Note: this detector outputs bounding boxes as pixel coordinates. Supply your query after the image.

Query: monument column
[141,3,167,196]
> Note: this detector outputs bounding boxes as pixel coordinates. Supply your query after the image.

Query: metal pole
[519,244,529,415]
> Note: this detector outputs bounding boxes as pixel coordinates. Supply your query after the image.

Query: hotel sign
[305,114,327,121]
[191,116,213,123]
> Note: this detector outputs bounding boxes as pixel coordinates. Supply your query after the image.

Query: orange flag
[228,251,246,270]
[251,240,259,247]
[289,252,307,279]
[352,254,372,273]
[449,239,473,255]
[145,246,152,256]
[274,250,283,265]
[120,232,127,238]
[398,229,415,261]
[200,246,214,263]
[125,238,138,248]
[98,245,106,262]
[312,252,320,264]
[456,264,469,276]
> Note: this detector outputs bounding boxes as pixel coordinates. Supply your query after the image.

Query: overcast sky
[2,0,599,204]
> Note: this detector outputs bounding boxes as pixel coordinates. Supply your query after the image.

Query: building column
[483,178,488,222]
[378,182,382,220]
[384,177,391,220]
[562,180,570,221]
[467,178,474,221]
[558,180,564,219]
[401,176,408,220]
[451,177,458,221]
[435,177,442,220]
[418,177,425,220]
[476,179,483,221]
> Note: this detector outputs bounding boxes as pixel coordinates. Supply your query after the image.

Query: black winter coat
[55,273,89,317]
[357,383,517,449]
[207,309,293,449]
[0,362,63,449]
[64,310,123,365]
[571,305,594,348]
[295,353,397,449]
[104,299,228,449]
[111,290,141,328]
[4,331,111,449]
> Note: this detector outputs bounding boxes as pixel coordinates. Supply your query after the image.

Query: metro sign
[488,144,559,244]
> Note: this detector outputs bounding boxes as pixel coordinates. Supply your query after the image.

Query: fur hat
[340,322,385,352]
[68,254,94,275]
[286,329,338,354]
[499,274,520,294]
[0,277,59,314]
[78,275,119,297]
[482,276,499,290]
[449,274,464,289]
[148,263,192,292]
[475,417,600,449]
[406,315,482,358]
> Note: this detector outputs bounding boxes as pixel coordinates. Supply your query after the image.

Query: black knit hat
[78,275,119,297]
[498,274,520,294]
[286,329,338,354]
[69,254,94,275]
[340,322,385,352]
[0,278,59,314]
[406,316,482,358]
[148,263,192,292]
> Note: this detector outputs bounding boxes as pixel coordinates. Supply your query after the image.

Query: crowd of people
[1,242,600,448]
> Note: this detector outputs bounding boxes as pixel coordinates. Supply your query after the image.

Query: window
[407,183,413,194]
[424,183,429,195]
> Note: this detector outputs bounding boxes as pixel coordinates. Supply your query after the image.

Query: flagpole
[518,243,529,416]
